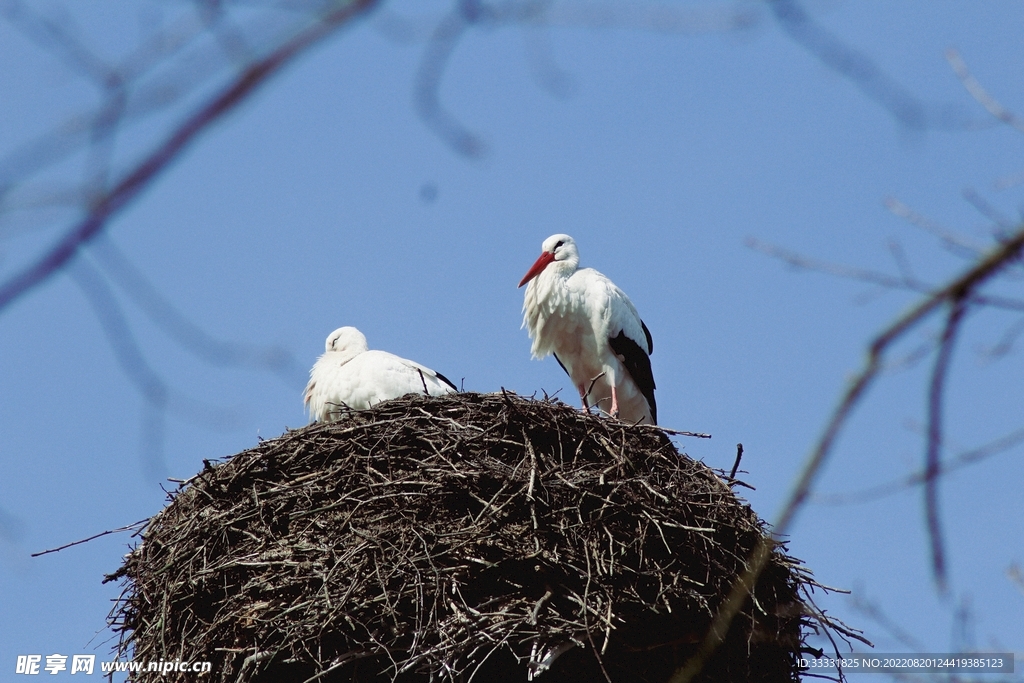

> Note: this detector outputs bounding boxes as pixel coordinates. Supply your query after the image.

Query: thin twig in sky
[674,224,1024,682]
[0,0,379,316]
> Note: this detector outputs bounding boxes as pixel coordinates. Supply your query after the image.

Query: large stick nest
[107,392,845,682]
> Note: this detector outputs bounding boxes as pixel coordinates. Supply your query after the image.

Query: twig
[923,298,966,590]
[778,224,1024,546]
[729,443,744,479]
[673,224,1024,682]
[300,651,368,683]
[886,239,916,283]
[32,518,149,557]
[413,9,484,157]
[946,48,1024,135]
[748,237,1024,312]
[69,258,244,431]
[979,314,1024,359]
[634,424,711,439]
[90,236,299,380]
[849,593,927,653]
[580,550,614,683]
[814,423,1024,505]
[0,0,380,316]
[884,196,986,257]
[961,187,1015,235]
[237,649,274,680]
[767,0,928,129]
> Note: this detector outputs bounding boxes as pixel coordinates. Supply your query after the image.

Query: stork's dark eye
[554,240,564,249]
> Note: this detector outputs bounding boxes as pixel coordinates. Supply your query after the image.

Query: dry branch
[0,0,379,315]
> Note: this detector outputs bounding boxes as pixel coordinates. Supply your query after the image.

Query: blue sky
[1,0,1022,678]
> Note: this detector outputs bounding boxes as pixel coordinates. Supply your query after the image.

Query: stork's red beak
[518,251,556,288]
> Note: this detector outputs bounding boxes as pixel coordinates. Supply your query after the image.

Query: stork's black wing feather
[553,353,570,378]
[641,320,653,354]
[608,330,657,424]
[434,370,458,392]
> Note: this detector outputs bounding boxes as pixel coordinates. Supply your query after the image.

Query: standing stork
[304,327,457,422]
[519,234,657,424]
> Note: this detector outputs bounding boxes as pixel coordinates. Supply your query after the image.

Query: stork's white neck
[554,254,579,276]
[529,257,577,301]
[326,346,364,366]
[521,258,587,360]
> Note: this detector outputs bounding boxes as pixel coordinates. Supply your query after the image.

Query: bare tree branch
[884,196,987,258]
[90,236,301,380]
[768,0,933,130]
[411,1,761,157]
[413,7,483,157]
[0,10,228,206]
[946,48,1024,135]
[979,314,1024,360]
[539,2,758,33]
[961,187,1016,238]
[675,224,1024,682]
[746,237,1024,312]
[0,0,119,87]
[814,424,1024,506]
[521,18,576,99]
[923,298,966,591]
[0,0,379,316]
[886,238,917,283]
[69,255,243,431]
[776,224,1024,537]
[69,259,169,410]
[850,592,928,653]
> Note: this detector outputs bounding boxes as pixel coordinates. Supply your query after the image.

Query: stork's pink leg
[609,384,621,418]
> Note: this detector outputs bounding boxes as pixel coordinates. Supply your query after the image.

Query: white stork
[304,326,457,422]
[519,234,656,424]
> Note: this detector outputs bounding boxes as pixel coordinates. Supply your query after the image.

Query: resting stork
[519,234,656,424]
[304,327,456,422]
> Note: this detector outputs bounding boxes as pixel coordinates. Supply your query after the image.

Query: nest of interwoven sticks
[106,392,857,683]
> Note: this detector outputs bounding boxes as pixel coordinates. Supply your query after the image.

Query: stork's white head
[324,326,370,355]
[518,234,580,287]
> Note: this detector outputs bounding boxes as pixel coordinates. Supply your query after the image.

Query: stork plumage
[304,327,457,422]
[519,234,656,424]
